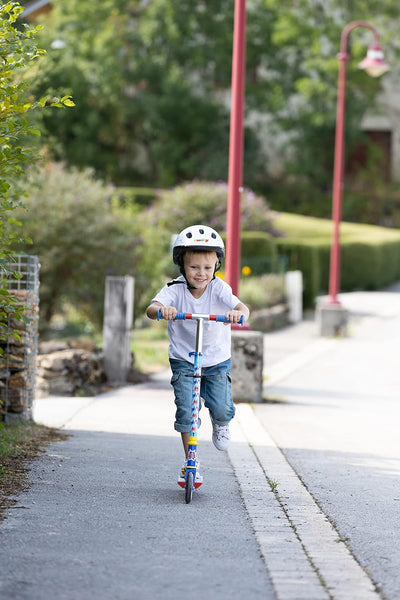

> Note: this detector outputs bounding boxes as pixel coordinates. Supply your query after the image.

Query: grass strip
[0,421,68,521]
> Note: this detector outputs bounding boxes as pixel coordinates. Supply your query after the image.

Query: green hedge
[111,187,158,208]
[222,231,279,276]
[276,238,400,306]
[340,241,400,290]
[275,240,327,306]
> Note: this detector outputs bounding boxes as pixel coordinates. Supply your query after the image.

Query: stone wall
[0,291,38,420]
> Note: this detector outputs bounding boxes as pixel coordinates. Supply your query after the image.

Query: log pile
[36,341,107,397]
[36,340,148,398]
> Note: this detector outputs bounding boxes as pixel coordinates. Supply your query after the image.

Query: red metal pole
[328,50,347,304]
[225,0,246,296]
[328,21,381,304]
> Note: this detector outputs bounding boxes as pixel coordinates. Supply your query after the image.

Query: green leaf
[27,127,41,137]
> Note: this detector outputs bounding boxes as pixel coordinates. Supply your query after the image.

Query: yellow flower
[242,265,251,276]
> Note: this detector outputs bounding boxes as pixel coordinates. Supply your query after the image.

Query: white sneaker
[212,421,231,451]
[177,460,203,489]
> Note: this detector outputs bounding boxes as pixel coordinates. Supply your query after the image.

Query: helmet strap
[178,264,196,290]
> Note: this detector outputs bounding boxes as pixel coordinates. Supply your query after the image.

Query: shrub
[146,181,278,237]
[239,274,285,311]
[13,163,166,330]
[276,240,328,307]
[240,231,279,276]
[275,212,400,306]
[111,187,158,209]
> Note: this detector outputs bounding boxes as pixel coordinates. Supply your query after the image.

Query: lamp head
[358,44,389,77]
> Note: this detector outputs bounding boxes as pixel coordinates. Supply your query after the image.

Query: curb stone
[228,404,382,600]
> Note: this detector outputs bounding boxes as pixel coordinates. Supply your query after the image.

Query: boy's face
[183,251,218,292]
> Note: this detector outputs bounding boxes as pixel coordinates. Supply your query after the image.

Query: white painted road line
[229,405,381,600]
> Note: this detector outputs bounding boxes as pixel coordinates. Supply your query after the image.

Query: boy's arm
[225,301,250,324]
[146,301,178,321]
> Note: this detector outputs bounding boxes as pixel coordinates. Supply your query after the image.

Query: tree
[23,0,400,196]
[23,0,265,187]
[0,1,72,356]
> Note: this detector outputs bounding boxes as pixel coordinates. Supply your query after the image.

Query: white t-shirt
[152,276,240,367]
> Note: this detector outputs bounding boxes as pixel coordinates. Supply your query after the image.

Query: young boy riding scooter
[146,224,249,486]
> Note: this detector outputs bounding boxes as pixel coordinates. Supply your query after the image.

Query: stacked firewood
[36,341,107,397]
[36,340,147,398]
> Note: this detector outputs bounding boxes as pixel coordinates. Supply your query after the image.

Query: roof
[22,0,52,18]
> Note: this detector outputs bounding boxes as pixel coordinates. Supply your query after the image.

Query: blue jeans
[169,358,235,433]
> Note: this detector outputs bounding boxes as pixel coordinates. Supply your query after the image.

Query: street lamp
[328,21,389,305]
[225,0,246,297]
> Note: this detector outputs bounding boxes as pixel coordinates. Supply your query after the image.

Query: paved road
[257,287,400,600]
[1,288,400,599]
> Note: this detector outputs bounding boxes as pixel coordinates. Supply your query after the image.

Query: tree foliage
[0,2,72,354]
[23,0,400,195]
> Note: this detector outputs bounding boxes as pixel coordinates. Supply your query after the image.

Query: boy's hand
[224,310,246,325]
[160,306,178,320]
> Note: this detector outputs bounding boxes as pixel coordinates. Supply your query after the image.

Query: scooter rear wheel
[185,471,194,504]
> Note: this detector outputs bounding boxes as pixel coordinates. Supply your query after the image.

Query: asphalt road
[256,289,400,600]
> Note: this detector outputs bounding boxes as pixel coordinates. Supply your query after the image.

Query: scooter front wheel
[185,471,194,504]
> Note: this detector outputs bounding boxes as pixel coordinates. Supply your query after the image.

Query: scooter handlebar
[157,310,244,326]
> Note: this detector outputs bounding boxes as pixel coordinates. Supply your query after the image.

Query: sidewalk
[1,288,400,599]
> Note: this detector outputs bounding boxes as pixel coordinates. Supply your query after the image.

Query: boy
[146,224,249,485]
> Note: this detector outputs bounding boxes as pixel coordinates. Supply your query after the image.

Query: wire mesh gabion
[0,255,40,422]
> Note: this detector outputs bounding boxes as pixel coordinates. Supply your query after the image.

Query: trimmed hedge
[230,227,400,306]
[221,231,279,276]
[276,237,400,307]
[275,240,326,306]
[240,230,277,258]
[340,240,400,290]
[112,186,158,208]
[240,231,279,275]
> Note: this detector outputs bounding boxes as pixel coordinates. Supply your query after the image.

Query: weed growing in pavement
[269,479,279,492]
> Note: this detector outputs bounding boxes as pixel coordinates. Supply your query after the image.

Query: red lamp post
[328,21,389,304]
[225,0,246,296]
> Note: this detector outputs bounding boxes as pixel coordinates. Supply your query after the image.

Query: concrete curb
[229,404,381,600]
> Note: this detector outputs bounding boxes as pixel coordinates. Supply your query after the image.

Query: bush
[240,231,279,276]
[13,163,166,330]
[340,241,400,291]
[275,212,400,306]
[276,240,328,307]
[146,181,278,237]
[239,274,285,311]
[111,187,158,209]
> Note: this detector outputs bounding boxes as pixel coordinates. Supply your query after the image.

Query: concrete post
[316,301,348,337]
[285,270,303,323]
[103,276,134,385]
[231,330,264,402]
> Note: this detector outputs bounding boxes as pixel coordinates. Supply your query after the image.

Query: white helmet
[172,225,225,267]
